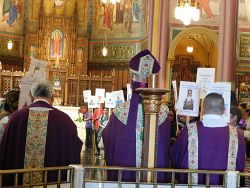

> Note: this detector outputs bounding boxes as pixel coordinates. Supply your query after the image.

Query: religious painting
[93,0,148,38]
[169,0,220,26]
[172,55,200,84]
[77,47,83,62]
[50,29,64,58]
[30,44,37,58]
[238,1,250,29]
[0,0,24,34]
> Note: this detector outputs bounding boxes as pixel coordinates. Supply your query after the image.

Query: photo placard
[113,90,125,104]
[177,81,200,117]
[83,90,91,103]
[105,92,116,108]
[95,88,105,103]
[88,96,98,108]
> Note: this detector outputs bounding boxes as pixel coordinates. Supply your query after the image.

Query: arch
[168,27,219,59]
[165,27,219,91]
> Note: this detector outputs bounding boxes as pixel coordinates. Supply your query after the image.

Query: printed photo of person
[183,89,194,110]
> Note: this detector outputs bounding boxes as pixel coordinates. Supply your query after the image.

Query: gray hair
[204,93,225,115]
[30,80,54,98]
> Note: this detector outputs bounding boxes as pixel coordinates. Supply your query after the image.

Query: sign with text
[178,81,200,117]
[205,82,231,122]
[105,92,116,108]
[88,96,98,108]
[113,90,125,104]
[196,68,215,99]
[83,90,91,103]
[95,88,105,103]
[18,58,48,109]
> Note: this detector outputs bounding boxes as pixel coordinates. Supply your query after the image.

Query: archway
[166,27,219,93]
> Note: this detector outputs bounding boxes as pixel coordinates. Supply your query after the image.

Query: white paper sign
[18,58,48,109]
[95,88,105,103]
[113,90,125,104]
[83,90,91,103]
[196,68,215,99]
[88,96,98,108]
[178,81,200,117]
[27,58,48,81]
[172,80,178,102]
[205,82,231,122]
[127,84,132,101]
[105,92,116,108]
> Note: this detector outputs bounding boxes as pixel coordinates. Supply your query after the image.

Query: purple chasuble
[0,101,83,186]
[103,81,171,182]
[170,121,245,185]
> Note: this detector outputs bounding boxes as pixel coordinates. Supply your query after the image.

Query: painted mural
[169,0,220,26]
[0,0,24,34]
[170,0,250,29]
[92,0,148,39]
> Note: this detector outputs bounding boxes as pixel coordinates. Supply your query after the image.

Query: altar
[54,106,86,144]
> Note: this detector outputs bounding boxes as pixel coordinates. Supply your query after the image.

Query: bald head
[203,93,225,115]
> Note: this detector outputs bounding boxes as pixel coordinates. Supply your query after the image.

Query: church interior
[1,0,250,187]
[0,0,249,104]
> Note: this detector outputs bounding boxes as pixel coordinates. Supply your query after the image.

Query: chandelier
[175,0,200,25]
[101,0,121,4]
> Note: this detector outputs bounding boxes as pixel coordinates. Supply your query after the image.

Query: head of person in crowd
[4,90,20,114]
[104,108,109,116]
[239,103,250,121]
[203,93,225,116]
[30,80,54,105]
[79,103,88,114]
[169,108,176,123]
[229,106,242,128]
[99,103,105,109]
[231,91,238,107]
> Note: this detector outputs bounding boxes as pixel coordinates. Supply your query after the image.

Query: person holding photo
[170,93,245,185]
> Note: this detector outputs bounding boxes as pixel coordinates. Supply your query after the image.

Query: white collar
[33,99,50,104]
[202,114,227,128]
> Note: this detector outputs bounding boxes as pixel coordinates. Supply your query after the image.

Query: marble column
[217,0,239,82]
[148,0,170,89]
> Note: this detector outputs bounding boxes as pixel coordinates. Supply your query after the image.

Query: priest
[170,93,245,185]
[0,80,82,186]
[102,49,171,182]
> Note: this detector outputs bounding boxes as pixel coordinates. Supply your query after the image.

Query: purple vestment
[170,121,245,185]
[0,101,83,186]
[103,81,171,182]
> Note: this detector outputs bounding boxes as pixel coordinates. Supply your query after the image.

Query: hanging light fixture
[186,46,193,53]
[7,40,13,50]
[175,0,200,26]
[102,31,108,57]
[186,38,193,53]
[101,0,120,4]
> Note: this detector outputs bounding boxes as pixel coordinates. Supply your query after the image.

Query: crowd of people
[0,49,249,186]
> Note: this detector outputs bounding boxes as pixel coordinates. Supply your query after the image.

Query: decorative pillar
[136,88,168,182]
[148,0,170,89]
[217,0,239,82]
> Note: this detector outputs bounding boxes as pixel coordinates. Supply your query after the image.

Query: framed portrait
[50,29,64,58]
